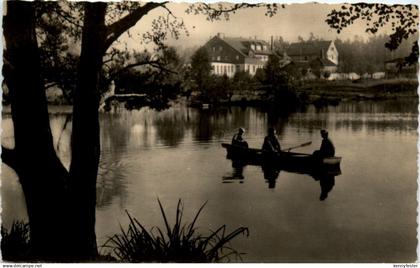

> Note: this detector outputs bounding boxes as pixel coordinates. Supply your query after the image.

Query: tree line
[272,33,417,74]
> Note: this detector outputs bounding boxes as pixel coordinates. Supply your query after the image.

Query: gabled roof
[219,36,272,56]
[287,41,332,56]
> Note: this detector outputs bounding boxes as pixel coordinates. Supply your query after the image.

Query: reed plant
[1,221,31,261]
[103,199,249,262]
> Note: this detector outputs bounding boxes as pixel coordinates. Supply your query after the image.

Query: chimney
[271,36,274,51]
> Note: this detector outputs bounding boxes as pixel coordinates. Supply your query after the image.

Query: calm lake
[1,99,418,262]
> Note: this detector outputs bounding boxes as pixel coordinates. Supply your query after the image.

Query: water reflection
[224,158,340,199]
[222,161,245,184]
[312,173,336,201]
[96,159,128,208]
[2,99,417,262]
[262,165,281,189]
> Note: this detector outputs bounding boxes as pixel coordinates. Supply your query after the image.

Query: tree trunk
[3,1,165,261]
[3,1,107,261]
[3,1,71,260]
[67,2,107,259]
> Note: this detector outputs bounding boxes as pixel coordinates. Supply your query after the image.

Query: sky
[115,2,409,52]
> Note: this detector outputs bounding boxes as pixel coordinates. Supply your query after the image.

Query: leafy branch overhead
[186,3,283,21]
[326,4,419,65]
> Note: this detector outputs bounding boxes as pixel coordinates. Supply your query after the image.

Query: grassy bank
[296,79,418,103]
[222,78,418,108]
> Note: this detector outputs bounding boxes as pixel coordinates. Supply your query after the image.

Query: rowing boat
[221,143,341,173]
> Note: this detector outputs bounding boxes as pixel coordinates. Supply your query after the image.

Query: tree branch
[105,59,178,84]
[1,146,18,171]
[45,81,58,90]
[186,3,282,21]
[104,2,168,50]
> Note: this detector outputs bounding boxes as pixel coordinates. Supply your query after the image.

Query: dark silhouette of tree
[190,47,212,91]
[326,4,419,66]
[264,55,283,85]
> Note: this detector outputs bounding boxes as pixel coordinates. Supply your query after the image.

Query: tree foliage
[186,3,282,21]
[113,47,183,109]
[326,4,419,65]
[190,47,212,91]
[264,55,285,86]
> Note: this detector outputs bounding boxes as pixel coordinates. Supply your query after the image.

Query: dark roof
[287,41,332,56]
[244,58,264,64]
[318,58,337,66]
[220,37,272,56]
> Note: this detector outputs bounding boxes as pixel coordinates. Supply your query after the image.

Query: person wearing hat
[262,127,281,153]
[232,127,248,148]
[314,129,335,158]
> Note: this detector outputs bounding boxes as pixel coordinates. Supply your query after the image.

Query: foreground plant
[103,199,249,262]
[1,221,31,261]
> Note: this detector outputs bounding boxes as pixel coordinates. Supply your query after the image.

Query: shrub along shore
[189,78,419,109]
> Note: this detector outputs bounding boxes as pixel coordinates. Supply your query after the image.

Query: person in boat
[262,127,281,153]
[232,127,248,148]
[313,129,335,158]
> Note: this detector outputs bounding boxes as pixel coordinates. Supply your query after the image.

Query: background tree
[262,55,299,107]
[190,47,212,92]
[264,54,286,87]
[113,47,183,110]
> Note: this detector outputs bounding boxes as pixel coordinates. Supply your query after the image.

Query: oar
[283,141,312,152]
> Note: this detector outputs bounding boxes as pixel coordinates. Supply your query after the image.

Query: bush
[103,199,249,262]
[1,221,31,261]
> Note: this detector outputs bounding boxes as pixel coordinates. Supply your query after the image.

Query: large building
[202,33,273,77]
[285,40,339,76]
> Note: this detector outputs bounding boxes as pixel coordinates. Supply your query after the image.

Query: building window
[225,56,229,61]
[236,55,239,60]
[256,45,261,51]
[217,56,221,61]
[219,46,223,51]
[212,47,216,52]
[251,44,255,50]
[263,45,267,50]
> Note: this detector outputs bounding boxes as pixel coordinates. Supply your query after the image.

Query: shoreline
[2,79,418,114]
[194,78,419,107]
